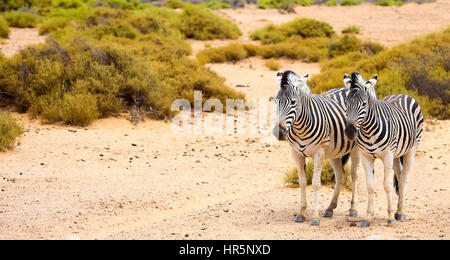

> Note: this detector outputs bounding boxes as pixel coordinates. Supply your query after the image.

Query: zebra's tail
[341,153,350,166]
[394,156,404,196]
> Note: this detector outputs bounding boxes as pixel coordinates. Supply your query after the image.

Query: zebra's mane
[280,70,311,95]
[350,72,377,99]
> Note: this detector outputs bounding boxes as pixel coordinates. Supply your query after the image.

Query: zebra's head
[272,70,310,140]
[344,72,378,140]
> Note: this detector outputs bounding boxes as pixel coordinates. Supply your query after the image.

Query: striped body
[353,94,423,158]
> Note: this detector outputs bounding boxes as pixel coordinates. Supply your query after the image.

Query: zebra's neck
[291,90,314,137]
[360,95,383,137]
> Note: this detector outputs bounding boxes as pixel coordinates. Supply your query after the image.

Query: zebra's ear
[276,71,283,86]
[365,74,378,88]
[343,74,351,89]
[301,74,309,82]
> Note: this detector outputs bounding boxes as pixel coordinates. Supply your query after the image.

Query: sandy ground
[0,3,449,240]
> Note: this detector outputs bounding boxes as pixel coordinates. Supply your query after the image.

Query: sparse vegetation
[340,0,365,6]
[375,0,405,6]
[283,159,352,189]
[310,27,450,119]
[265,58,281,70]
[199,1,231,9]
[0,112,23,151]
[198,20,379,64]
[342,25,360,34]
[250,18,335,44]
[325,0,337,6]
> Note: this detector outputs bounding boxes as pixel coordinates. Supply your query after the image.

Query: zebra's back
[382,94,424,147]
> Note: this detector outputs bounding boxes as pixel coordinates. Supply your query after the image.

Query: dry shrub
[0,112,23,151]
[251,18,335,44]
[283,159,352,189]
[179,4,241,40]
[265,58,281,71]
[0,16,10,39]
[4,11,38,28]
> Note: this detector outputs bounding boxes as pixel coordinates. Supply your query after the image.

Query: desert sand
[0,2,449,240]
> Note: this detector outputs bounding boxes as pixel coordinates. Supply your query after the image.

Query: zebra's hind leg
[349,149,360,217]
[324,158,345,218]
[311,150,325,226]
[395,148,415,222]
[292,148,307,223]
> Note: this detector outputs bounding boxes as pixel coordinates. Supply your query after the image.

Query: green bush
[329,35,362,57]
[199,1,231,9]
[257,0,296,12]
[0,16,10,39]
[0,112,23,151]
[196,43,257,64]
[5,11,38,28]
[283,159,352,188]
[295,0,314,6]
[166,0,185,9]
[375,0,405,6]
[52,0,85,9]
[265,59,281,71]
[325,0,337,6]
[340,0,364,6]
[179,4,241,40]
[342,25,360,34]
[310,27,450,119]
[96,0,142,10]
[250,18,335,44]
[39,17,70,35]
[61,93,99,126]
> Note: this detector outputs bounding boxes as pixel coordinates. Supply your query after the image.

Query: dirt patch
[0,28,46,57]
[213,1,450,47]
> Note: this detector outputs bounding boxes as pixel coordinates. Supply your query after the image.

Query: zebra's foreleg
[311,150,325,226]
[361,154,375,227]
[395,148,415,222]
[324,158,345,218]
[349,148,360,217]
[292,148,307,223]
[382,152,396,227]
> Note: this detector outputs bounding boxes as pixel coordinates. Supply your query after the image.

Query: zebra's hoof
[395,214,406,222]
[323,210,333,218]
[387,220,396,227]
[361,221,371,228]
[295,216,305,223]
[310,219,320,226]
[349,210,358,217]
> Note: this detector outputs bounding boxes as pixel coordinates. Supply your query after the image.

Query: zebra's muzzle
[345,122,357,140]
[273,124,287,141]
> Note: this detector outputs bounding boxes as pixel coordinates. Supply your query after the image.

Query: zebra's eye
[290,100,296,105]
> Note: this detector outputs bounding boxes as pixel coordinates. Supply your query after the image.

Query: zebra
[344,72,424,227]
[273,70,360,226]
